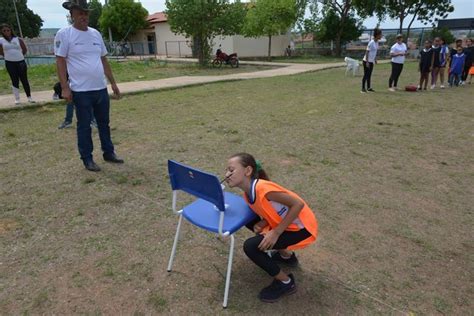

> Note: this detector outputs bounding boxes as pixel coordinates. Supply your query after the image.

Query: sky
[26,0,474,30]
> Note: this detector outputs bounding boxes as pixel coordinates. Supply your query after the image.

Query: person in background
[55,0,123,172]
[430,37,441,89]
[449,39,463,66]
[285,45,292,57]
[55,81,97,129]
[461,38,472,85]
[388,34,408,92]
[449,47,465,87]
[0,23,35,104]
[438,37,450,89]
[418,40,434,91]
[361,28,382,93]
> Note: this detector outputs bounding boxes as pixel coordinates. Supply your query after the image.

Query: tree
[243,0,298,60]
[88,0,103,30]
[366,0,454,42]
[297,0,319,45]
[315,8,363,53]
[0,0,43,38]
[99,0,148,41]
[430,27,455,45]
[166,0,246,66]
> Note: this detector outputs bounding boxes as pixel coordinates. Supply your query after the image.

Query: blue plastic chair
[167,160,256,308]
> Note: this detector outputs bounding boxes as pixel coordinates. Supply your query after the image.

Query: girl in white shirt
[388,34,408,91]
[0,24,34,104]
[361,28,382,93]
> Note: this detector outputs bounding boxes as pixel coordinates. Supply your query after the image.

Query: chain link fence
[292,27,474,59]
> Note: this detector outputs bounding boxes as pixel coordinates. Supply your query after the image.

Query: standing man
[54,0,124,172]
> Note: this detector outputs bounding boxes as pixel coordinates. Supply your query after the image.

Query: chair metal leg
[222,234,235,308]
[167,214,183,272]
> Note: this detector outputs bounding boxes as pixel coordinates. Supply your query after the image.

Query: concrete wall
[155,23,192,57]
[231,34,290,57]
[131,22,291,58]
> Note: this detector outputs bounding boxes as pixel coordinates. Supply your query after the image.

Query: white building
[129,12,290,58]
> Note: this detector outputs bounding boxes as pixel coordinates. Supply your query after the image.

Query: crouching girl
[225,153,318,302]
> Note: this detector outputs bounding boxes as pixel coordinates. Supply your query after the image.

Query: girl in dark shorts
[430,37,441,89]
[418,40,434,91]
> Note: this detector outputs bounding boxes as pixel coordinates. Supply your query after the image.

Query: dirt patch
[0,219,19,235]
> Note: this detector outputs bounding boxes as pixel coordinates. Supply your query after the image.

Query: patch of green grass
[147,292,167,312]
[31,289,50,310]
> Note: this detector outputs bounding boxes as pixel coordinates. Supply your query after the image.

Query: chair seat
[182,192,255,234]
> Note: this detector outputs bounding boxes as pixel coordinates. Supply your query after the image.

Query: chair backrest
[168,160,226,212]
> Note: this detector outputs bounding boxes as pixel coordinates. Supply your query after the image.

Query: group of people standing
[419,37,473,90]
[360,28,473,93]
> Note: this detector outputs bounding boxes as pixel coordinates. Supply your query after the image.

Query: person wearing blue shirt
[449,47,465,87]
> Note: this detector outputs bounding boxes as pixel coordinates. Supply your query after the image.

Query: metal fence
[164,41,193,58]
[292,26,472,58]
[22,39,157,58]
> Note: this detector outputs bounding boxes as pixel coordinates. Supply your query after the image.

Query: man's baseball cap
[62,0,91,11]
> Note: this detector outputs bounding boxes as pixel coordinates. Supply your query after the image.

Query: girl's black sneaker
[259,273,297,303]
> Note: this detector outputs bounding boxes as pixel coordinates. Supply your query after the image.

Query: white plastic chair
[344,57,360,76]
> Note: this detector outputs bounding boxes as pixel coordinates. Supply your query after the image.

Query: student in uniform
[0,23,35,104]
[449,47,465,87]
[418,40,434,91]
[388,34,408,92]
[224,153,318,303]
[438,37,450,88]
[361,28,382,93]
[430,37,441,89]
[461,38,472,84]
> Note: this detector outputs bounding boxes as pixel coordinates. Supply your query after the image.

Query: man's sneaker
[388,87,396,92]
[258,273,297,303]
[84,160,101,172]
[440,84,445,89]
[27,97,36,103]
[367,88,375,92]
[52,93,59,100]
[360,89,367,93]
[430,84,436,90]
[271,252,299,267]
[58,121,72,129]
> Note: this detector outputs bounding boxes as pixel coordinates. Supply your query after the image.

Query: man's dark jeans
[72,88,114,163]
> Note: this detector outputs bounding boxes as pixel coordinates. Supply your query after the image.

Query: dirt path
[0,59,346,111]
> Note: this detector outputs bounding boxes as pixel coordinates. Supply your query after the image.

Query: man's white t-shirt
[390,42,407,64]
[363,40,378,63]
[0,37,25,62]
[54,26,108,92]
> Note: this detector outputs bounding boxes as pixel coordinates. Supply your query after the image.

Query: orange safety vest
[244,179,318,250]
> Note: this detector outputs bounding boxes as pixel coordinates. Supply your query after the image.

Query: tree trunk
[335,30,342,57]
[398,15,404,35]
[406,7,421,45]
[268,34,272,61]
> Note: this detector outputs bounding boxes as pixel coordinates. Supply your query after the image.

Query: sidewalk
[0,59,346,111]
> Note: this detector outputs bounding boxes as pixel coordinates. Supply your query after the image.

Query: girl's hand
[253,219,268,234]
[258,230,280,251]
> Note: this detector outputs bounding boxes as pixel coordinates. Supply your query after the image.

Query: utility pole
[105,0,113,43]
[12,0,24,38]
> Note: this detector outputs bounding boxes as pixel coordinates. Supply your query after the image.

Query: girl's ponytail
[231,153,270,180]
